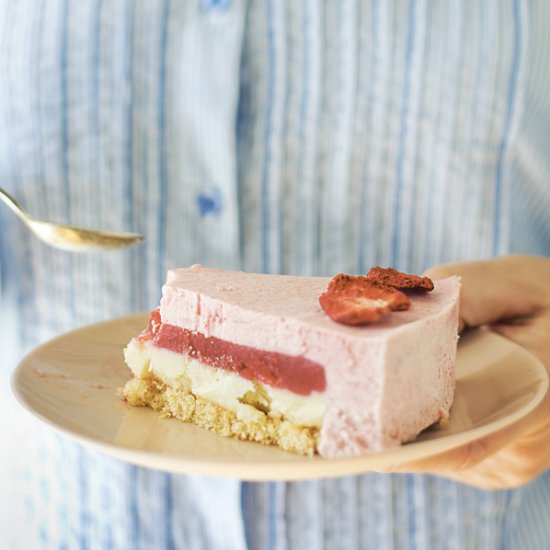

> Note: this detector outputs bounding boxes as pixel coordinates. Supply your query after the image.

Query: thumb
[425,255,546,332]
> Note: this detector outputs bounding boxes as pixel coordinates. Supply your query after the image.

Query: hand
[384,255,550,489]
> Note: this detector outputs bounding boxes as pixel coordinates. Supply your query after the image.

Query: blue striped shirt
[1,1,549,548]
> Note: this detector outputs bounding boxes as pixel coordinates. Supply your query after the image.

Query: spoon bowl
[0,187,144,252]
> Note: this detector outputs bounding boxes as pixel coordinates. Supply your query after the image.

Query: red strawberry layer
[138,309,326,396]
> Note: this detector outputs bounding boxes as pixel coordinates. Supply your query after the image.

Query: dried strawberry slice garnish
[319,292,390,325]
[319,274,411,326]
[325,273,368,294]
[326,274,411,309]
[366,266,434,291]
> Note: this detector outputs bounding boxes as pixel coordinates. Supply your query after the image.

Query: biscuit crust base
[122,375,319,456]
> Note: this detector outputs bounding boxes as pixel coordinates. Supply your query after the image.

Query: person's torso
[1,1,549,548]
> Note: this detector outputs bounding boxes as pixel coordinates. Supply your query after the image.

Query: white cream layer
[124,340,326,427]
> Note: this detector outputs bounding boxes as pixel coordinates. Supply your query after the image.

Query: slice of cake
[123,265,460,458]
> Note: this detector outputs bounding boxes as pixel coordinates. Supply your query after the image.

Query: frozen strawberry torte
[123,265,460,457]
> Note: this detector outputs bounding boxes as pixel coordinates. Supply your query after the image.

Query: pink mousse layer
[159,265,461,457]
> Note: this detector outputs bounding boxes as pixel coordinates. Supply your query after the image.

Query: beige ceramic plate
[12,314,548,481]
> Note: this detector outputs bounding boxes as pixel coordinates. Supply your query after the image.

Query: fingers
[383,355,549,489]
[491,315,550,358]
[380,394,549,489]
[425,255,548,331]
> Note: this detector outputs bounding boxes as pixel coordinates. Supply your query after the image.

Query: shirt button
[197,188,223,217]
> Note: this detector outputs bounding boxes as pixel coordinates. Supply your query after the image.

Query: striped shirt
[1,1,549,548]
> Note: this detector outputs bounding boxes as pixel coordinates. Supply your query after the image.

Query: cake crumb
[34,369,68,379]
[216,284,236,291]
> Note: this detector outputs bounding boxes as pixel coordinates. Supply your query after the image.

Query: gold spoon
[0,187,144,252]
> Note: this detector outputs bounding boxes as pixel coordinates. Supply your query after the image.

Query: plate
[11,314,548,481]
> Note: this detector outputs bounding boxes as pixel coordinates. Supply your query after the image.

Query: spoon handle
[0,187,32,223]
